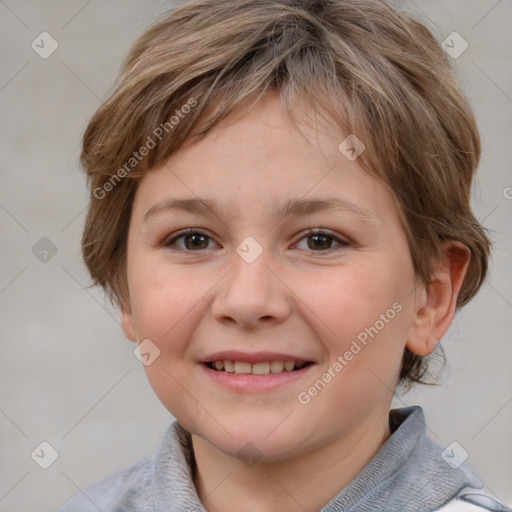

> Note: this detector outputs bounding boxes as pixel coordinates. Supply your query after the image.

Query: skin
[121,91,469,512]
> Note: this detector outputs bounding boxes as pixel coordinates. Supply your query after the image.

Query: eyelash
[163,228,350,254]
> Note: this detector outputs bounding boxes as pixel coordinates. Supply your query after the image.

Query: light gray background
[0,1,510,511]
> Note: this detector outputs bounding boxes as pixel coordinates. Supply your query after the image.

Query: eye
[294,229,349,253]
[163,228,349,253]
[163,229,217,252]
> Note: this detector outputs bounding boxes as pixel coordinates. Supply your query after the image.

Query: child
[58,0,511,510]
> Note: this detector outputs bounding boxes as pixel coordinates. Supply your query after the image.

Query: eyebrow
[144,196,378,225]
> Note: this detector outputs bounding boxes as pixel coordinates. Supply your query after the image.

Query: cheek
[128,256,209,342]
[306,260,412,384]
[298,278,410,435]
[127,261,212,417]
[300,260,406,341]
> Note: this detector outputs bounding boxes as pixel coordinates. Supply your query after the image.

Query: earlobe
[120,302,137,342]
[406,241,470,356]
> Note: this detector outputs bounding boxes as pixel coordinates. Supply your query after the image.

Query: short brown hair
[80,0,491,389]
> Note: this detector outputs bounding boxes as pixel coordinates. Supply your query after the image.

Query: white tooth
[214,360,224,371]
[252,362,270,375]
[284,361,295,371]
[224,360,235,372]
[270,361,284,373]
[234,361,252,374]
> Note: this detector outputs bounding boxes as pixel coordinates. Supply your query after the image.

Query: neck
[191,406,392,512]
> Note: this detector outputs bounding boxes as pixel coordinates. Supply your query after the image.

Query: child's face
[121,91,425,461]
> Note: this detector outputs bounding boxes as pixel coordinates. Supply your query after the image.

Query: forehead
[132,92,399,228]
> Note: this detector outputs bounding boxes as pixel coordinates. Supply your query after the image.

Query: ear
[120,300,137,342]
[406,241,471,356]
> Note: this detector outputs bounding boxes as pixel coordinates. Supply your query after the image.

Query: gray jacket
[57,406,511,512]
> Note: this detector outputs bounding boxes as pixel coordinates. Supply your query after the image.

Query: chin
[188,413,315,463]
[211,432,304,463]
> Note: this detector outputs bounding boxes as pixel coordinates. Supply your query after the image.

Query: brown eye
[164,229,216,251]
[183,233,210,250]
[295,229,349,253]
[307,234,332,251]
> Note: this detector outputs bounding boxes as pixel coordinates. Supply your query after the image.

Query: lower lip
[200,363,314,392]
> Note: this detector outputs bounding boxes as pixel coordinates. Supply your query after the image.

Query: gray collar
[151,406,484,512]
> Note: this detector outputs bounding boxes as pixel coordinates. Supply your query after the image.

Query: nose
[211,243,291,329]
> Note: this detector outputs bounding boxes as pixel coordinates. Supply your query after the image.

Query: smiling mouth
[204,360,313,375]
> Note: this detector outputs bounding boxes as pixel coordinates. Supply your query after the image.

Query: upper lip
[199,351,312,364]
